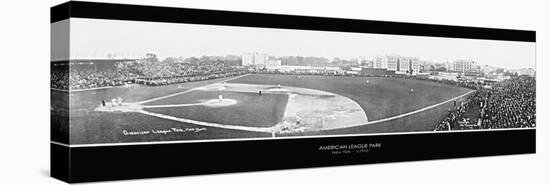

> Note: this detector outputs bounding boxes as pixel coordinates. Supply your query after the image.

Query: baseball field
[51,74,473,145]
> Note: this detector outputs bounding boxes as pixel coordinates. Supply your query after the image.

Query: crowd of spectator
[434,76,536,131]
[50,59,246,90]
[134,60,246,86]
[67,67,135,90]
[137,70,246,86]
[51,67,69,90]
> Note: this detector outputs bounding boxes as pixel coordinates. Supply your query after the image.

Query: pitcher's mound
[202,99,237,107]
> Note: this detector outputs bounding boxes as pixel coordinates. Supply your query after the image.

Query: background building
[452,59,478,73]
[242,52,268,66]
[386,55,399,71]
[410,58,420,73]
[376,55,402,71]
[362,60,374,68]
[445,62,455,72]
[374,55,388,69]
[375,55,421,73]
[265,59,282,68]
[398,56,411,73]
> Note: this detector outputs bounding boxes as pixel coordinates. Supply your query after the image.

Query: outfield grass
[229,74,472,121]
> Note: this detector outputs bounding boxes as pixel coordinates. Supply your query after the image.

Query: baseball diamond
[54,74,476,145]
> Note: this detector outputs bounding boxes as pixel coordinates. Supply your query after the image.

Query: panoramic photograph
[51,18,536,145]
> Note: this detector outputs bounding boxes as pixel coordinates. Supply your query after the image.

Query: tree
[183,57,200,64]
[162,57,179,64]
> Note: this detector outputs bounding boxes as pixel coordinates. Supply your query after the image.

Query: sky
[68,18,536,69]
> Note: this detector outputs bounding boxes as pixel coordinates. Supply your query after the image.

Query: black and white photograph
[51,17,536,146]
[3,0,550,184]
